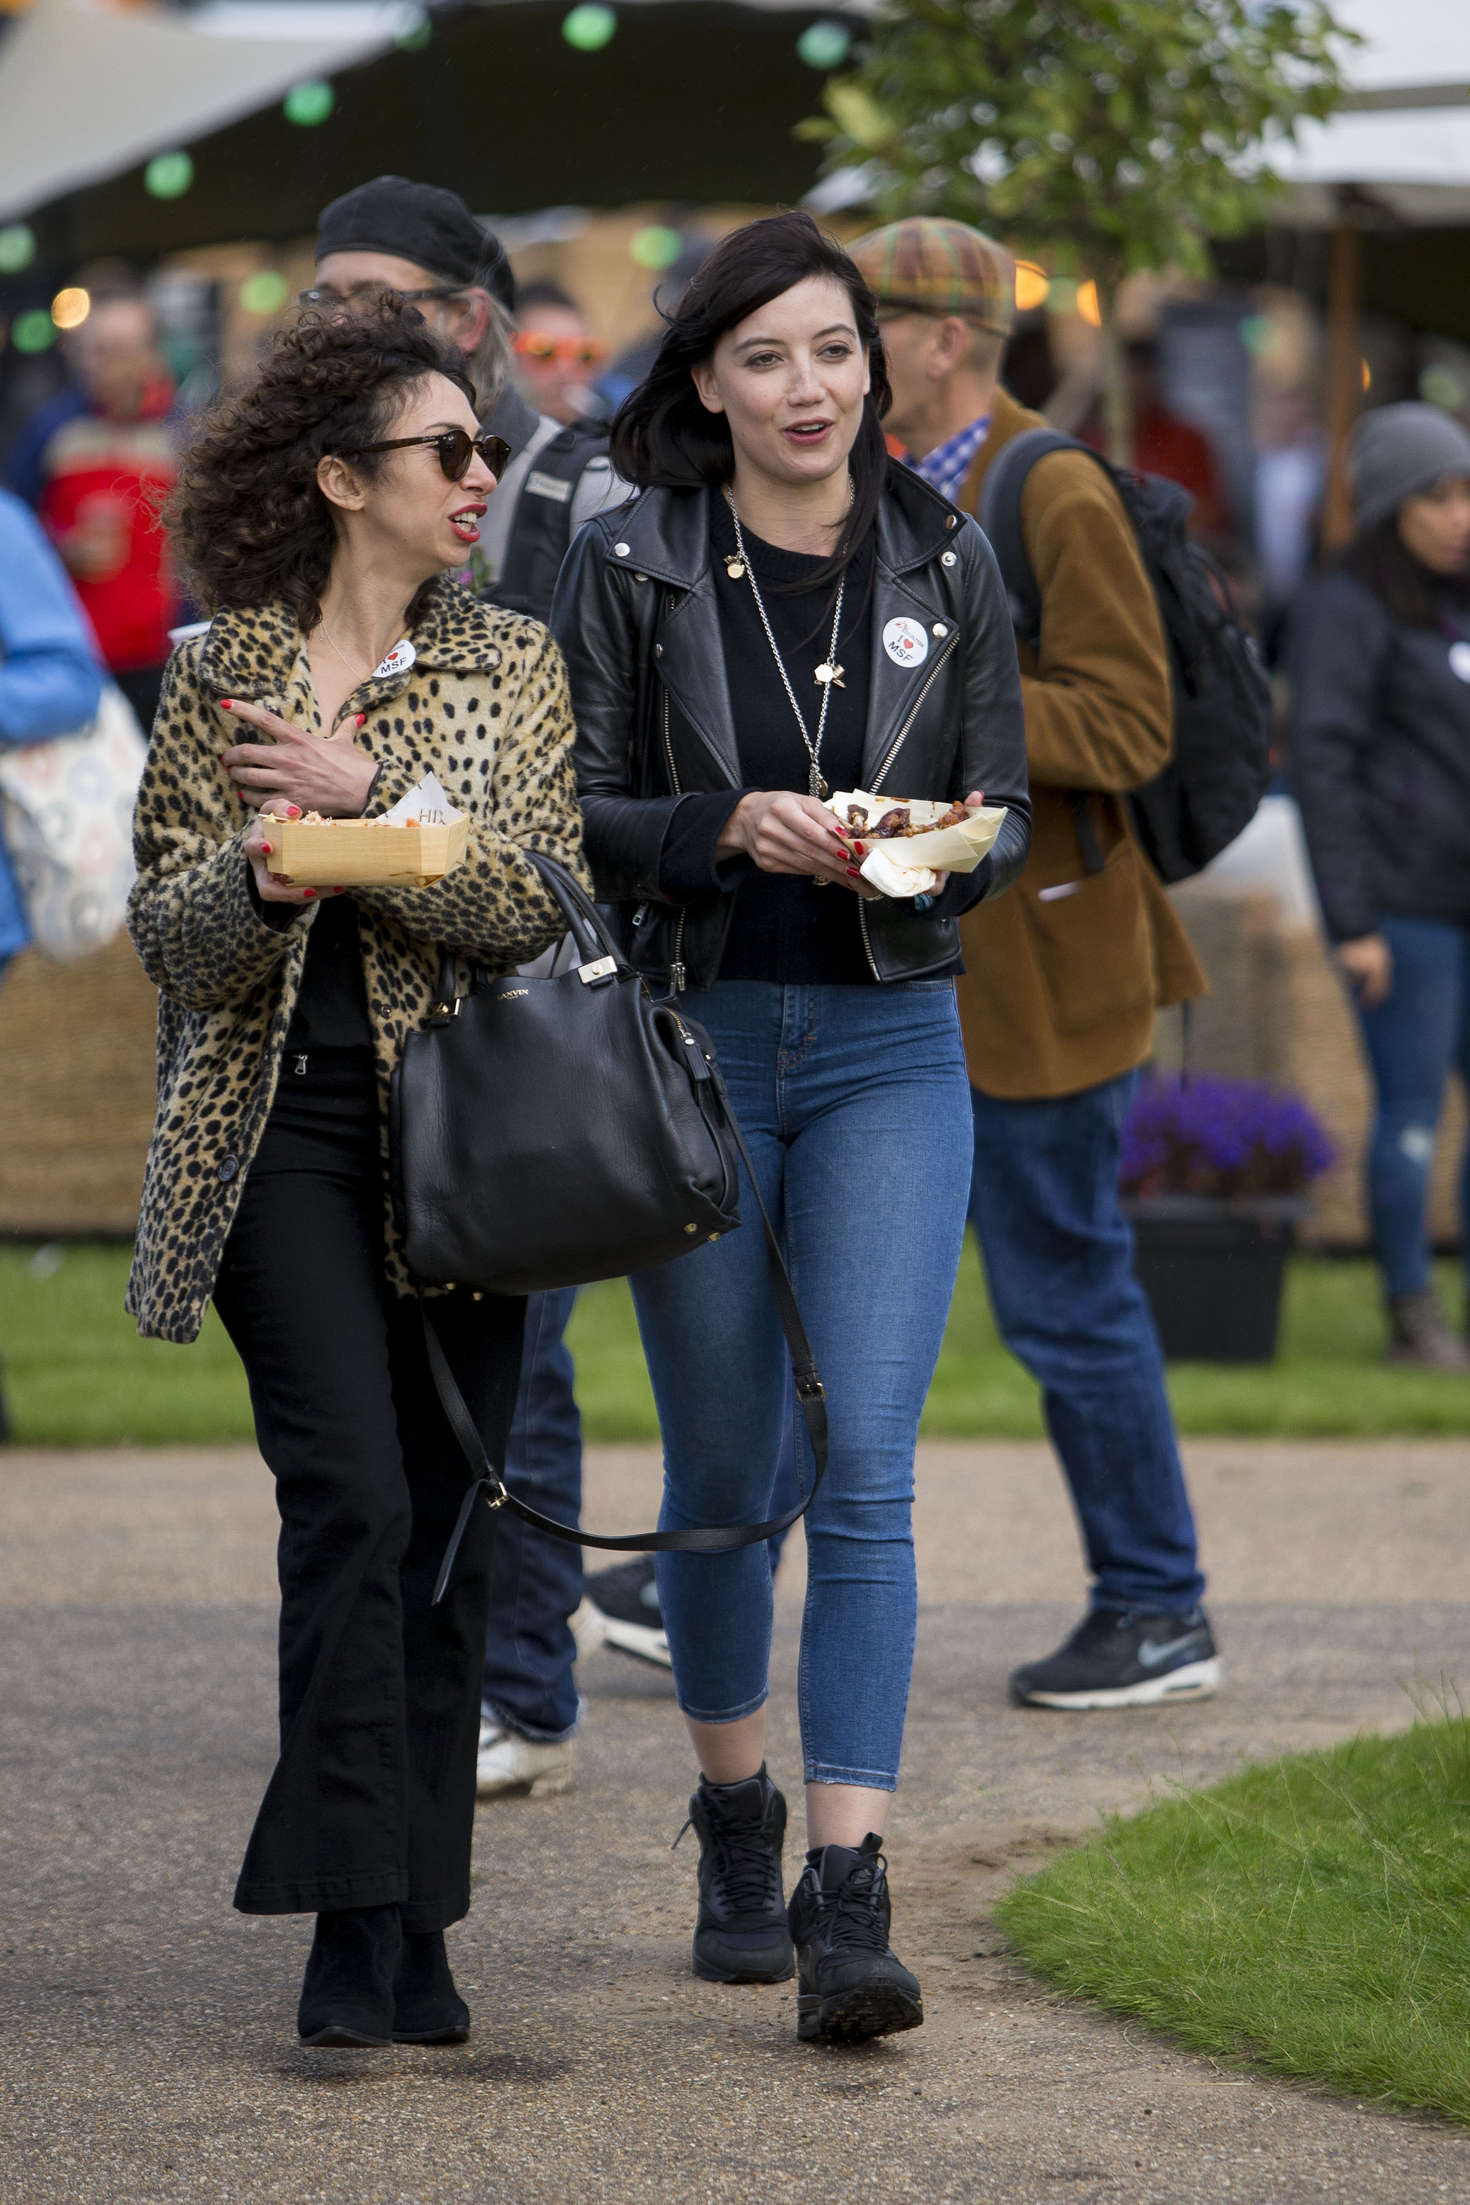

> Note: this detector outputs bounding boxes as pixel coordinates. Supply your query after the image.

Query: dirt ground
[1,1437,1467,2204]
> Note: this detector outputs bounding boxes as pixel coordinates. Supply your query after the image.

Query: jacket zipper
[661,688,687,993]
[856,631,962,981]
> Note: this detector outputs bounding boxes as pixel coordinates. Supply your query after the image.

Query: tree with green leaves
[805,0,1355,458]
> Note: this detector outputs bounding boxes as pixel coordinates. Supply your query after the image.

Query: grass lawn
[1,1239,1468,1447]
[996,1717,1470,2126]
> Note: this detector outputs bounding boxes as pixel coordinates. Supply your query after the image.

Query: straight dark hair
[1342,512,1470,630]
[611,211,891,588]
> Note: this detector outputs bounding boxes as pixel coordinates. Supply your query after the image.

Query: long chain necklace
[723,485,849,802]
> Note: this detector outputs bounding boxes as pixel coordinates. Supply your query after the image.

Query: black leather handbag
[392,856,742,1298]
[389,852,827,1599]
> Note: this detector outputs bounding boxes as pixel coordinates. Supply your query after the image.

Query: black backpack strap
[978,427,1106,644]
[491,424,613,623]
[425,1087,828,1604]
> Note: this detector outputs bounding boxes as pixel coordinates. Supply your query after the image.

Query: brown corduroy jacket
[954,389,1206,1098]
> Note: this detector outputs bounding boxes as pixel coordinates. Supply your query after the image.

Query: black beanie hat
[315,176,516,314]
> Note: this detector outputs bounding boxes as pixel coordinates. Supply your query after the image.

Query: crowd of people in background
[1,173,1467,2053]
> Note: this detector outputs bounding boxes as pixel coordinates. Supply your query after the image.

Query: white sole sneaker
[569,1597,606,1661]
[1020,1657,1223,1711]
[475,1723,575,1799]
[597,1613,672,1669]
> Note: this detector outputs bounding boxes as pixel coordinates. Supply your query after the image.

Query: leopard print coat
[126,577,588,1344]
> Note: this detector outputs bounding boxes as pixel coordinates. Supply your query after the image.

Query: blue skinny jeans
[1354,915,1470,1299]
[630,980,972,1792]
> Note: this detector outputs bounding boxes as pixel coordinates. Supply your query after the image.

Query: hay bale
[0,937,157,1235]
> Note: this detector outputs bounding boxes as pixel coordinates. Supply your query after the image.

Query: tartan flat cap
[849,218,1015,337]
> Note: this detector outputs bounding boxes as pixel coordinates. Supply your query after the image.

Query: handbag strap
[426,1090,828,1605]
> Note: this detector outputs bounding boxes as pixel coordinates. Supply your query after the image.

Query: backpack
[490,422,615,625]
[978,428,1272,883]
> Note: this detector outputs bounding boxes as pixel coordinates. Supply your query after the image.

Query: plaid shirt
[909,414,992,508]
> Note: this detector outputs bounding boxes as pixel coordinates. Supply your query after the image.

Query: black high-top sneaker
[683,1766,795,1984]
[788,1834,923,2044]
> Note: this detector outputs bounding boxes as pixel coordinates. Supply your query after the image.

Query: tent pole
[1321,216,1360,552]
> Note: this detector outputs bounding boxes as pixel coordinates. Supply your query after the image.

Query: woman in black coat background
[1291,401,1470,1369]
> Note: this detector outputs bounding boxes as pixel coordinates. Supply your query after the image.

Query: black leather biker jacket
[550,461,1031,990]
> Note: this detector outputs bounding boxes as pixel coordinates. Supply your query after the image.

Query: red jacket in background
[5,375,181,674]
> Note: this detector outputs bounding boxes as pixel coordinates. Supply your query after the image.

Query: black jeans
[213,1051,524,1931]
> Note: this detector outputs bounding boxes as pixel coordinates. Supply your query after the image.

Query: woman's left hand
[922,790,987,901]
[220,697,379,818]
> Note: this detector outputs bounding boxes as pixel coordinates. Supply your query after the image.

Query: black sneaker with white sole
[1009,1606,1220,1710]
[788,1835,923,2044]
[682,1767,794,1984]
[583,1556,671,1669]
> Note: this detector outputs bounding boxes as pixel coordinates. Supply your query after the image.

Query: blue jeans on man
[968,1067,1205,1617]
[480,1286,583,1743]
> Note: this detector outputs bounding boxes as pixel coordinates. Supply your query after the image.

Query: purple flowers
[1121,1075,1335,1201]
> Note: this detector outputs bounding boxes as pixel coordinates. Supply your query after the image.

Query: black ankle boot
[683,1765,794,1984]
[788,1834,923,2043]
[297,1904,401,2048]
[392,1930,471,2045]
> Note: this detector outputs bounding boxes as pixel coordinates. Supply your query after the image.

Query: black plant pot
[1122,1197,1308,1364]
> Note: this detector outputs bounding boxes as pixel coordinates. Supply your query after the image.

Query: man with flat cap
[849,216,1217,1716]
[310,176,630,1804]
[312,175,626,617]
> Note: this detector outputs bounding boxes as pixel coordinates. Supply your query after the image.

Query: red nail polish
[303,888,316,899]
[853,841,867,856]
[846,866,862,879]
[221,699,233,709]
[260,842,272,855]
[356,713,367,726]
[333,886,346,895]
[285,804,302,819]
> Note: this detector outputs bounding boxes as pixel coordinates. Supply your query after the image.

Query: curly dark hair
[164,295,476,628]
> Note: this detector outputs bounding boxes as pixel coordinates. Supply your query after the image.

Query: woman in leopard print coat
[128,299,588,2049]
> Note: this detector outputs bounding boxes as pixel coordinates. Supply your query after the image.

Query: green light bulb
[630,226,683,272]
[241,271,289,317]
[145,151,194,200]
[562,4,616,52]
[284,79,335,127]
[796,21,850,69]
[0,224,36,275]
[13,309,57,354]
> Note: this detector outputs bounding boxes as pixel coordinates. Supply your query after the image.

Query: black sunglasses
[341,429,512,482]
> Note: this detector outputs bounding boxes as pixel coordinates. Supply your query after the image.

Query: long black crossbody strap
[426,1098,828,1605]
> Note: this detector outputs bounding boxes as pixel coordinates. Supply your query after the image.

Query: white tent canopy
[1271,0,1470,221]
[0,0,411,224]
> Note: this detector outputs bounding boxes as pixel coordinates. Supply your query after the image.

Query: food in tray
[824,789,1010,899]
[840,798,970,840]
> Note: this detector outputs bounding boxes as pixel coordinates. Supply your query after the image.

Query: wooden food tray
[265,815,469,887]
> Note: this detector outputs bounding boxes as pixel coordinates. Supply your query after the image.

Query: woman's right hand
[1336,933,1393,1007]
[244,801,318,908]
[717,791,878,894]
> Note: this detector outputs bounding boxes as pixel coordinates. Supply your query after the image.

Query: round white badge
[373,639,416,679]
[1449,640,1470,684]
[882,616,929,669]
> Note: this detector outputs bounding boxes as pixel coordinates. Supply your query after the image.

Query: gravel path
[1,1438,1467,2204]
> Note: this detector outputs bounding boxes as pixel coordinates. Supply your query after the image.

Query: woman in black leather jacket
[551,212,1029,2045]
